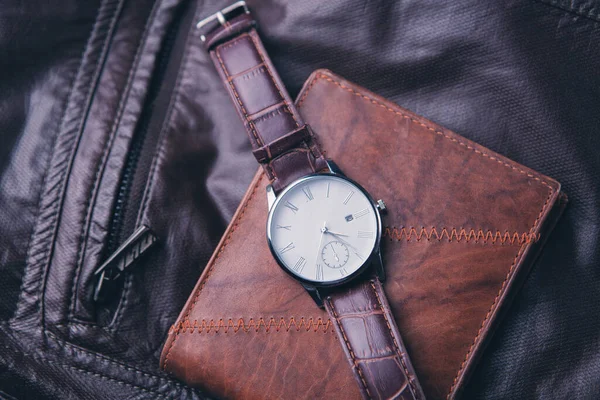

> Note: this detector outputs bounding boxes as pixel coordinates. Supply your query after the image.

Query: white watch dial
[267,174,379,284]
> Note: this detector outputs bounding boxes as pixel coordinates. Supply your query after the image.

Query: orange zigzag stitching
[170,317,334,334]
[384,227,540,245]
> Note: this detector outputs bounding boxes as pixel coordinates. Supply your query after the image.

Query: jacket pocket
[42,0,189,334]
[73,1,191,329]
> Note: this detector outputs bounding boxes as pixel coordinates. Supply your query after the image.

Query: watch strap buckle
[196,1,250,42]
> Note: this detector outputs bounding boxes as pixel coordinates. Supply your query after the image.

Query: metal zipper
[93,12,182,303]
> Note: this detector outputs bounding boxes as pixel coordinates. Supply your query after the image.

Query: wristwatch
[198,3,425,399]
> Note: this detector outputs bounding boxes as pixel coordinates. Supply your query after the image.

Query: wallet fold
[161,70,566,399]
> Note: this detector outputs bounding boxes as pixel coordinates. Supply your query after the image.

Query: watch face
[267,174,381,286]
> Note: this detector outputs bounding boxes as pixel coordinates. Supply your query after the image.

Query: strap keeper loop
[252,125,313,163]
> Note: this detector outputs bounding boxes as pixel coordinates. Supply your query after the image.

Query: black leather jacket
[1,0,599,399]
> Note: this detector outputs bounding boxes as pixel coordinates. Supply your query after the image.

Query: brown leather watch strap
[199,5,424,399]
[325,278,425,400]
[202,12,327,192]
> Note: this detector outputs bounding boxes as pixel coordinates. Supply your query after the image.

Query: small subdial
[321,241,350,269]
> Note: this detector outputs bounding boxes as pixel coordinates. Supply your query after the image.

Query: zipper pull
[93,224,157,302]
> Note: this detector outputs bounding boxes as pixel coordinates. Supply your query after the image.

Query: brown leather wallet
[160,69,566,399]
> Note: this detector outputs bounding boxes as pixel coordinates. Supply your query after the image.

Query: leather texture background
[0,0,598,399]
[160,70,564,400]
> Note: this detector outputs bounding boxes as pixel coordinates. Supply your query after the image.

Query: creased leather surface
[0,0,598,399]
[160,70,564,399]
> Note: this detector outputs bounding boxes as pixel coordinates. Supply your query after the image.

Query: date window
[345,214,354,222]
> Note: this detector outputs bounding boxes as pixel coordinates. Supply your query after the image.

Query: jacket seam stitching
[43,330,195,392]
[10,0,123,330]
[0,323,191,398]
[67,0,163,324]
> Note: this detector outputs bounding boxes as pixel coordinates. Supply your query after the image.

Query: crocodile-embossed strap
[203,12,327,192]
[325,278,425,400]
[199,5,424,399]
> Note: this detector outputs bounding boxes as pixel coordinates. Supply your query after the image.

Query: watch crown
[376,199,387,212]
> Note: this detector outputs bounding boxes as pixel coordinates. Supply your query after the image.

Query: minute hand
[324,230,348,237]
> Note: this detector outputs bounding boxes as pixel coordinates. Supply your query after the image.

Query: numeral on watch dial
[293,256,306,273]
[343,191,354,205]
[316,263,323,281]
[353,208,369,219]
[279,242,295,254]
[302,186,314,201]
[284,201,299,214]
